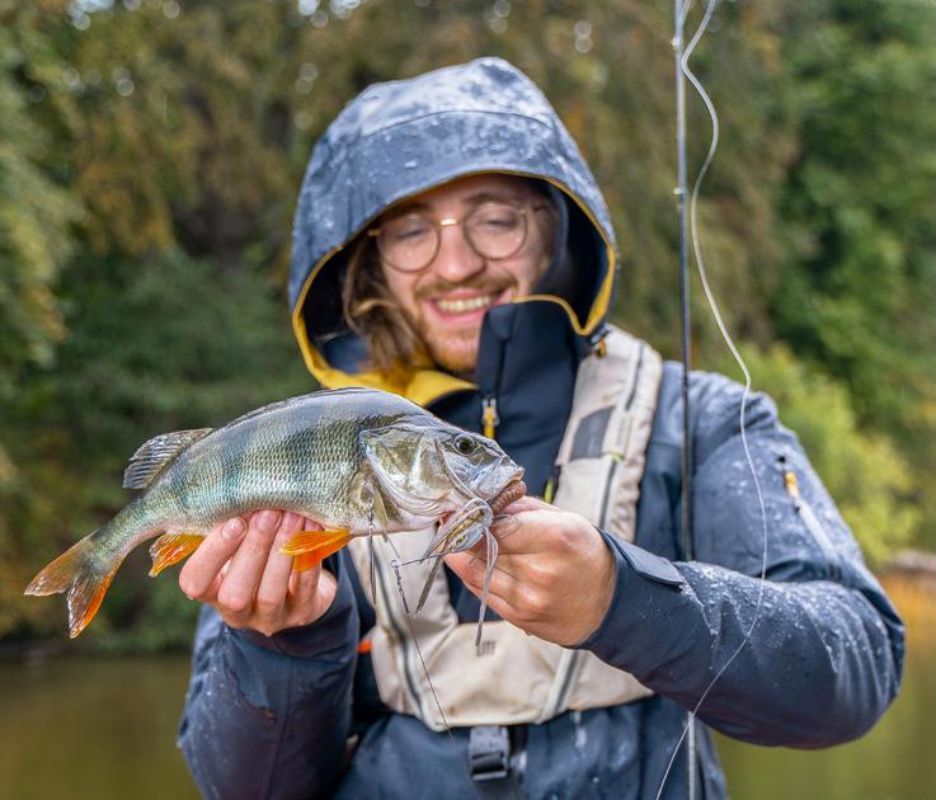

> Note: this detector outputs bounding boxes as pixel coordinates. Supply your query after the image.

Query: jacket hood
[289,57,617,404]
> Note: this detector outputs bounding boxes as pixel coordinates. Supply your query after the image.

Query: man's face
[377,174,554,376]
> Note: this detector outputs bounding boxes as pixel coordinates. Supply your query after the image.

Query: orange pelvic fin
[24,533,121,639]
[149,532,204,577]
[281,529,351,572]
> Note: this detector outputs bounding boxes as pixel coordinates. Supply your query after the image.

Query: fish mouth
[490,478,527,515]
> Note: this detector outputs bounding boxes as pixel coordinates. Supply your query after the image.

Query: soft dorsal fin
[123,428,213,489]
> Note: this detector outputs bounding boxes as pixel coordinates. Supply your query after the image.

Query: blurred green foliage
[2,251,310,643]
[0,0,933,647]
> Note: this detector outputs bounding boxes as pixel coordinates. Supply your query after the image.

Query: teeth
[436,295,493,313]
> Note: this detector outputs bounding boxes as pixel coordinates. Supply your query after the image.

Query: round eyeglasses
[367,201,548,273]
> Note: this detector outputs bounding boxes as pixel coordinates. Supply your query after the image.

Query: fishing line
[392,517,501,648]
[383,534,458,744]
[382,496,505,737]
[656,0,771,797]
[368,530,377,606]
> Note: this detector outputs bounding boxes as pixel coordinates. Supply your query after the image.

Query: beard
[410,273,516,377]
[421,323,480,377]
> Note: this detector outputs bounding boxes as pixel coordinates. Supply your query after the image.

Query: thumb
[445,495,550,571]
[498,494,550,516]
[489,493,551,544]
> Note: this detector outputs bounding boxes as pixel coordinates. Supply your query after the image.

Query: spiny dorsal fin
[123,428,213,489]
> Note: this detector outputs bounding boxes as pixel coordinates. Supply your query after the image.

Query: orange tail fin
[281,530,351,572]
[149,532,204,576]
[24,534,121,639]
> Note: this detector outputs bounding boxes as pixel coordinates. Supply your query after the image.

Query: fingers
[289,515,337,621]
[179,510,338,635]
[288,563,338,626]
[445,550,526,620]
[215,510,284,621]
[448,547,569,630]
[179,516,248,600]
[254,512,308,628]
[445,549,519,602]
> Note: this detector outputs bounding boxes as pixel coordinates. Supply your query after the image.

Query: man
[178,58,903,799]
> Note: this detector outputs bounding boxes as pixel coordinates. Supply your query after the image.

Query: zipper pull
[482,396,499,439]
[780,454,802,510]
[589,324,610,358]
[543,467,560,504]
[784,470,800,501]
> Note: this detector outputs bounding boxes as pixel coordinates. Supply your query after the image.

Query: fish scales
[25,388,525,638]
[148,397,402,531]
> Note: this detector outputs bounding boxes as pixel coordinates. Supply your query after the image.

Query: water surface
[2,636,932,798]
[1,655,198,800]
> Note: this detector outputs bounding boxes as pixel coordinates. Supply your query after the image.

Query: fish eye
[454,434,477,455]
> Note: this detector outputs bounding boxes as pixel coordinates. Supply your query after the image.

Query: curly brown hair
[341,235,427,377]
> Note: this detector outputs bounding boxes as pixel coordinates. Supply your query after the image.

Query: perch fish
[25,388,526,637]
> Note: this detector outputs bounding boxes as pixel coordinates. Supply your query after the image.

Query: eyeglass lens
[376,203,528,272]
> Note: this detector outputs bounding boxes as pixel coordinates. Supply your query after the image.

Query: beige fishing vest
[348,326,663,731]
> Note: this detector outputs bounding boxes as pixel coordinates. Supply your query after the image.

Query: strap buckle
[469,725,510,782]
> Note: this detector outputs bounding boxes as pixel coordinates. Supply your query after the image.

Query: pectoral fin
[281,530,351,572]
[149,533,204,576]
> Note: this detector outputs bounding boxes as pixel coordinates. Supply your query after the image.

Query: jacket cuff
[577,532,686,662]
[231,552,356,659]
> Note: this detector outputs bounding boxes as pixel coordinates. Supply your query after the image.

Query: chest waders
[347,326,663,789]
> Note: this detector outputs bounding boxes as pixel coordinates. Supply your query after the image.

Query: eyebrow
[462,190,527,205]
[389,190,527,217]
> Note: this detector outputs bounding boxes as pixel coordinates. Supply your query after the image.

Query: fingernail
[221,518,245,541]
[256,510,282,533]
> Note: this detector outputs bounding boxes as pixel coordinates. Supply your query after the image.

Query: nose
[430,223,485,283]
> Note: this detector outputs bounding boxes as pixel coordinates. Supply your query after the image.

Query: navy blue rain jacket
[178,58,903,799]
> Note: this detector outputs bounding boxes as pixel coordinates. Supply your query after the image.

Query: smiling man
[178,59,903,799]
[354,174,555,377]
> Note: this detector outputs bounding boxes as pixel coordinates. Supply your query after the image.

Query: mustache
[414,275,516,301]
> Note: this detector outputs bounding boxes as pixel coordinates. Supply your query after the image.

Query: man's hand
[444,496,617,647]
[179,510,337,637]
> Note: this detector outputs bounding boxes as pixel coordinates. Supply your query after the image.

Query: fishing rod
[663,2,771,798]
[674,0,695,570]
[672,2,697,792]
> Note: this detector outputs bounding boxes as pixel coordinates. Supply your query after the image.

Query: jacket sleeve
[177,550,359,799]
[578,372,905,748]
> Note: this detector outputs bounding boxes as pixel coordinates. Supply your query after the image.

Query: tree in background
[0,5,81,635]
[773,0,936,543]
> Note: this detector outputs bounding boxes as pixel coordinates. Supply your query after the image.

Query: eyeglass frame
[366,201,550,273]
